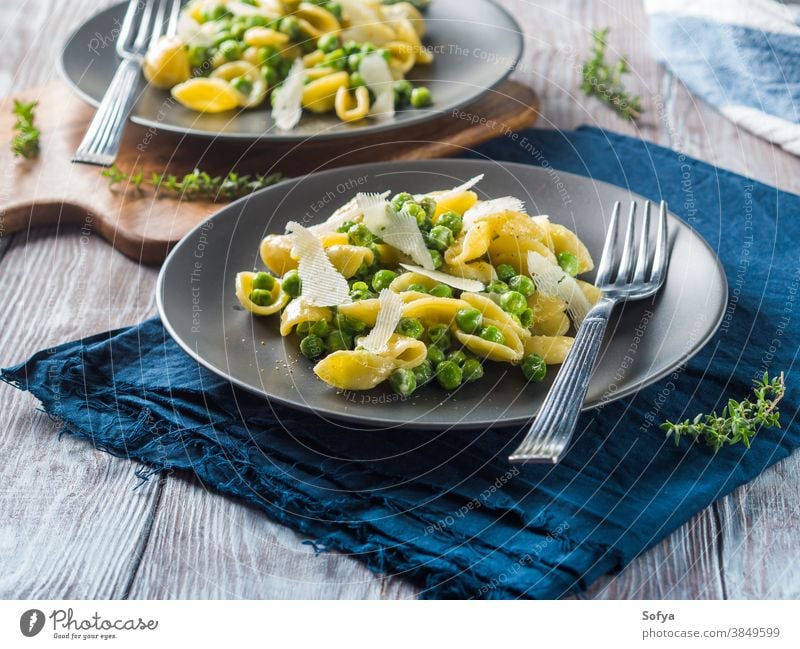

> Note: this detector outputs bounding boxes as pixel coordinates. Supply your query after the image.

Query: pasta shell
[440,261,497,284]
[381,334,427,369]
[143,35,191,89]
[171,78,240,113]
[314,350,396,390]
[279,298,333,336]
[401,296,471,325]
[325,244,374,278]
[433,190,478,219]
[235,272,289,316]
[260,234,298,275]
[302,71,350,113]
[532,313,570,337]
[523,335,575,364]
[540,221,595,272]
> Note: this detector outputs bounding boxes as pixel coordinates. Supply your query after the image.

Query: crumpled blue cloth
[646,0,800,155]
[3,127,798,599]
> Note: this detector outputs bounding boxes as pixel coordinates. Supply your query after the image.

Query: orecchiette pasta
[143,0,437,128]
[235,176,602,397]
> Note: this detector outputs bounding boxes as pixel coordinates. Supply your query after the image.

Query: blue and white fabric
[646,0,800,155]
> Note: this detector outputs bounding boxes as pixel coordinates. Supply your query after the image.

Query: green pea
[500,290,527,315]
[436,211,463,237]
[252,272,276,291]
[231,75,253,95]
[310,320,329,337]
[343,40,361,55]
[349,71,366,88]
[336,219,356,233]
[487,279,509,294]
[349,289,374,301]
[350,281,370,292]
[282,269,302,298]
[324,1,343,19]
[279,16,302,40]
[496,263,517,283]
[396,317,424,339]
[389,368,417,397]
[300,334,326,359]
[429,284,453,299]
[393,79,413,107]
[447,349,468,366]
[436,360,462,390]
[347,52,364,72]
[261,65,279,87]
[522,353,547,382]
[455,307,483,334]
[231,22,248,40]
[187,45,209,68]
[479,325,505,345]
[324,48,347,70]
[412,360,434,386]
[258,45,278,63]
[519,308,533,328]
[407,283,428,294]
[360,43,377,54]
[295,321,312,337]
[404,202,427,226]
[203,5,231,22]
[390,192,414,212]
[557,252,580,276]
[371,269,397,292]
[317,33,340,53]
[219,39,242,61]
[508,274,535,297]
[250,289,274,306]
[246,15,267,28]
[326,330,353,352]
[428,323,451,349]
[426,345,445,365]
[410,86,433,108]
[354,262,372,280]
[334,313,367,334]
[419,196,437,219]
[347,223,374,246]
[428,249,443,269]
[426,225,453,251]
[462,358,484,382]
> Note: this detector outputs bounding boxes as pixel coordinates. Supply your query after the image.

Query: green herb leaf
[11,99,41,159]
[101,165,283,202]
[662,373,785,451]
[580,28,643,121]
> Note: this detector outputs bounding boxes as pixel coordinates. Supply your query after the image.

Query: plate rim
[156,158,730,430]
[58,0,525,143]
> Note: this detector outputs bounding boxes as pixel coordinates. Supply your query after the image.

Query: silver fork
[509,200,670,464]
[72,0,181,166]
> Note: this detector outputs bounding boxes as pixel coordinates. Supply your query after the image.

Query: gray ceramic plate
[157,159,728,430]
[60,1,523,142]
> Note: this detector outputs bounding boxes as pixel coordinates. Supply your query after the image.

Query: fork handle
[72,59,141,166]
[509,297,616,464]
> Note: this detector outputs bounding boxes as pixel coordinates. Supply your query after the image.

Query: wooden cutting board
[0,79,539,264]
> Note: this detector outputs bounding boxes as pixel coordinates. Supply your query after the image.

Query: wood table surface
[2,0,798,600]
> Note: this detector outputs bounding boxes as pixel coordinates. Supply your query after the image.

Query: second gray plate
[157,159,728,430]
[60,0,523,142]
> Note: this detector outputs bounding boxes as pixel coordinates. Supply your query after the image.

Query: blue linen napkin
[645,0,800,155]
[3,127,798,599]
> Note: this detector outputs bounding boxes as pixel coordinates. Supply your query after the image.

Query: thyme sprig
[581,28,643,121]
[11,99,41,158]
[101,165,284,202]
[661,373,785,451]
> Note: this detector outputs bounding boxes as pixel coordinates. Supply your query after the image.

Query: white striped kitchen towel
[645,0,800,155]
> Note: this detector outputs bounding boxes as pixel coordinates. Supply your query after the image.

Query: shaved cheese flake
[463,196,526,228]
[527,251,592,327]
[434,174,484,201]
[359,289,403,353]
[309,191,390,236]
[360,53,395,119]
[272,58,305,131]
[287,221,351,306]
[399,263,485,292]
[358,193,434,269]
